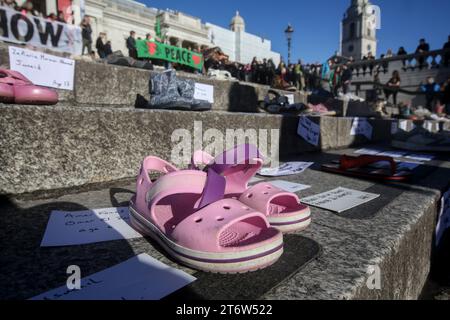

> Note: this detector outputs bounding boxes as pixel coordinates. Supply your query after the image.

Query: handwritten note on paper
[297,116,320,146]
[258,162,314,177]
[301,187,380,213]
[9,46,75,90]
[269,180,311,192]
[40,207,142,247]
[350,118,373,140]
[30,254,196,300]
[194,83,214,103]
[436,189,450,246]
[286,94,295,105]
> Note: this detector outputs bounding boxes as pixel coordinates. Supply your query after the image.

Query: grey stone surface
[0,43,306,112]
[0,105,412,196]
[1,146,448,300]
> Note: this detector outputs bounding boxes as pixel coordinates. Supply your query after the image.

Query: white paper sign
[297,116,320,146]
[194,83,214,103]
[41,207,142,247]
[391,121,399,135]
[258,162,314,177]
[301,187,380,213]
[405,153,435,162]
[436,189,450,246]
[9,46,75,90]
[377,150,407,158]
[30,254,196,300]
[350,117,373,140]
[0,6,82,55]
[355,147,385,155]
[269,180,311,192]
[286,94,295,105]
[398,120,408,131]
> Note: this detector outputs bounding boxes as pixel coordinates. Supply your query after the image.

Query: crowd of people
[0,0,69,23]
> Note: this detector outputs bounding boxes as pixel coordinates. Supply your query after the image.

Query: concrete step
[1,146,448,299]
[0,44,306,113]
[1,104,413,196]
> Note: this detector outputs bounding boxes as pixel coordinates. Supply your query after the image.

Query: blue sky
[140,0,450,63]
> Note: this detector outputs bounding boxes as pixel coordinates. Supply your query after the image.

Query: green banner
[136,40,204,70]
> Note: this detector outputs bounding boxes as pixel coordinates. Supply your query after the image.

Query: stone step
[0,44,306,113]
[1,146,448,299]
[2,104,447,196]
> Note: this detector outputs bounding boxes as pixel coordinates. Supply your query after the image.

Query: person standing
[96,32,106,59]
[127,31,137,59]
[384,70,401,106]
[293,61,303,91]
[80,16,93,56]
[329,65,341,97]
[265,59,276,87]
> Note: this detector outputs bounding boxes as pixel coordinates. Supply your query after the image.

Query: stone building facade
[34,0,280,64]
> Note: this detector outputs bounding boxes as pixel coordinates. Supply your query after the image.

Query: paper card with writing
[301,187,380,213]
[258,162,314,177]
[398,120,409,131]
[9,46,75,90]
[297,117,320,146]
[436,189,450,246]
[377,150,408,158]
[269,180,311,192]
[391,121,399,135]
[405,153,435,162]
[40,207,142,247]
[286,94,295,105]
[194,83,214,103]
[350,118,373,140]
[30,254,196,300]
[354,147,385,155]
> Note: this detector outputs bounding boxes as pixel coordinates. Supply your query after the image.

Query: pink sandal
[0,69,58,105]
[190,144,312,233]
[129,156,283,273]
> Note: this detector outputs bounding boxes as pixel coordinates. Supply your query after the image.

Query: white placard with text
[31,254,196,300]
[301,187,380,213]
[297,116,320,146]
[41,207,142,247]
[9,46,75,90]
[194,83,214,103]
[259,162,313,177]
[350,117,373,140]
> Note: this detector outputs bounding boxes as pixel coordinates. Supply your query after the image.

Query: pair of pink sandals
[0,69,58,105]
[129,144,311,274]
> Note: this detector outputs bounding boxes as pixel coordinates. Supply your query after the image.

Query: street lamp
[284,24,294,65]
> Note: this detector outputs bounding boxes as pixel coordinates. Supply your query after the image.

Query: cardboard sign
[194,83,214,103]
[297,116,320,146]
[0,6,82,55]
[136,40,203,70]
[258,162,313,177]
[40,207,142,247]
[301,187,380,213]
[350,117,373,140]
[9,46,75,90]
[30,254,196,300]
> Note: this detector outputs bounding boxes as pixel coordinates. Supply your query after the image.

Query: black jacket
[81,24,92,42]
[126,37,136,51]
